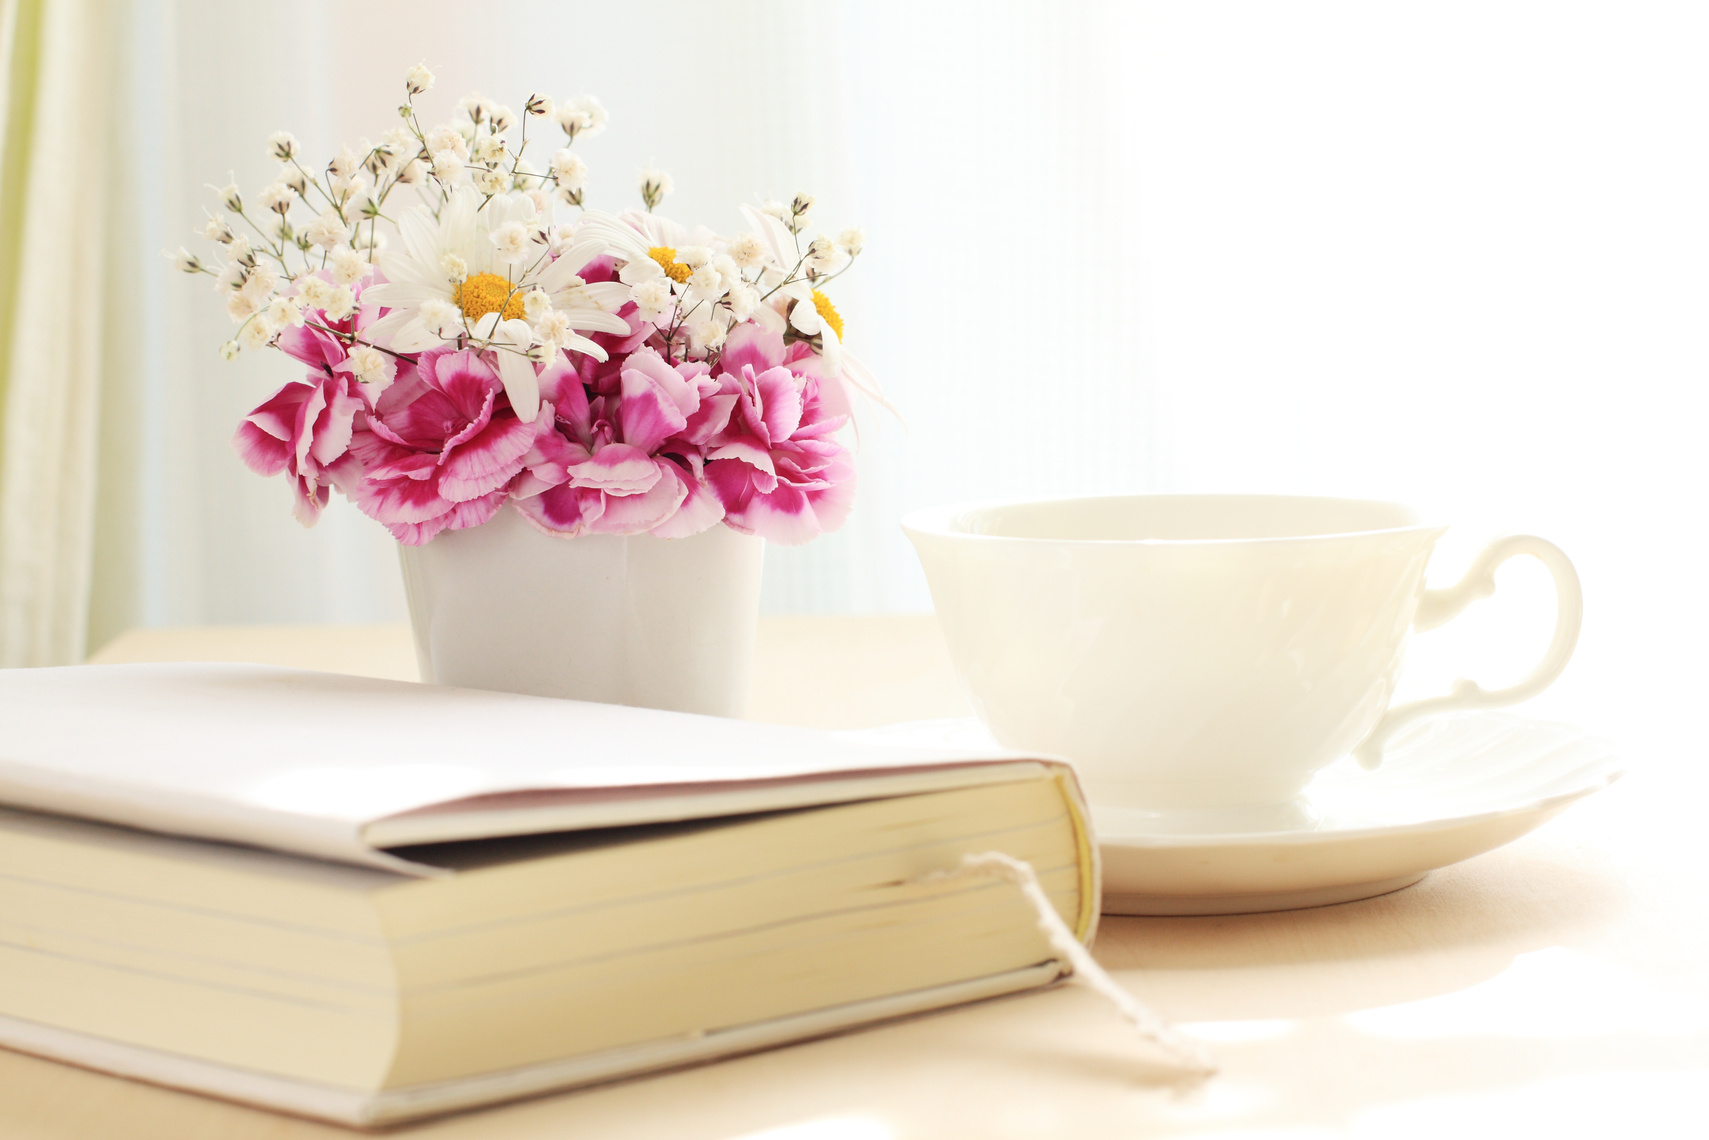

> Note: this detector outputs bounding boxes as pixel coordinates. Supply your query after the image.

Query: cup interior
[930,494,1424,543]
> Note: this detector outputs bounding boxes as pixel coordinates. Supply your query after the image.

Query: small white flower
[524,187,553,216]
[472,167,507,195]
[522,288,552,321]
[569,94,607,134]
[554,106,591,136]
[226,291,261,322]
[219,339,241,361]
[759,198,787,222]
[257,182,294,214]
[239,314,277,351]
[637,166,673,211]
[533,308,571,348]
[327,146,361,183]
[170,247,201,273]
[525,93,553,118]
[426,125,469,161]
[804,235,841,274]
[329,246,371,285]
[303,208,349,249]
[837,226,866,256]
[420,297,461,336]
[431,148,465,184]
[712,253,740,285]
[725,283,759,320]
[335,173,370,207]
[216,260,247,292]
[630,278,675,323]
[347,344,395,391]
[278,164,308,195]
[440,252,468,281]
[676,245,713,269]
[383,126,415,153]
[395,159,426,185]
[790,192,815,220]
[266,296,304,328]
[267,131,298,162]
[687,263,724,299]
[459,93,497,125]
[216,182,242,212]
[686,316,726,355]
[405,62,434,96]
[321,285,357,322]
[364,139,399,176]
[489,221,530,264]
[240,264,279,302]
[202,214,235,243]
[550,149,588,191]
[473,134,507,164]
[296,275,335,309]
[226,234,255,266]
[490,105,516,133]
[726,232,766,270]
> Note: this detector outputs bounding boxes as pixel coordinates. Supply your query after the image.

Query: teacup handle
[1353,535,1583,769]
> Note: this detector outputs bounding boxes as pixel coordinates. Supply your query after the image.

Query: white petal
[560,332,609,362]
[390,317,443,353]
[753,301,787,335]
[535,242,604,292]
[496,317,534,348]
[574,281,632,311]
[818,323,842,377]
[558,309,631,334]
[398,207,441,274]
[789,297,821,335]
[362,282,444,307]
[575,210,651,262]
[497,349,540,422]
[739,205,798,269]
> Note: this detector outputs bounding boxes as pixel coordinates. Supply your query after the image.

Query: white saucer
[857,713,1622,916]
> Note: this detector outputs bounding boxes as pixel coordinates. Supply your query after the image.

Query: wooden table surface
[3,619,1704,1138]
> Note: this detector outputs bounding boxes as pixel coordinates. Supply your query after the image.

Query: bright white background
[95,1,1708,771]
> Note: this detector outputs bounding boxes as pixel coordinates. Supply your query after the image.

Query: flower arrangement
[176,64,880,545]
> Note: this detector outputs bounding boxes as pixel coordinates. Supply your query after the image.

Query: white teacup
[903,495,1582,812]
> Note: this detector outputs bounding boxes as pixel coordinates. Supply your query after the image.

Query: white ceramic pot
[397,507,764,717]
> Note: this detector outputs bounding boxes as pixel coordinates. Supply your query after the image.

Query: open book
[0,663,1096,1126]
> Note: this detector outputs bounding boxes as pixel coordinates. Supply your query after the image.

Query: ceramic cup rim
[901,492,1449,548]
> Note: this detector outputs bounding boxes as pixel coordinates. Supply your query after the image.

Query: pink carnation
[703,325,855,545]
[347,348,538,545]
[231,323,367,525]
[513,347,734,537]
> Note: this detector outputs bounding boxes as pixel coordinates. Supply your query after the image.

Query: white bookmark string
[919,851,1218,1076]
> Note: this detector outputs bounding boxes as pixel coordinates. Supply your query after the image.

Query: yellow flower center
[811,289,844,340]
[649,246,692,284]
[452,272,525,323]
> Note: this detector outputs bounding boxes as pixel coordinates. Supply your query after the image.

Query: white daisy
[360,187,629,420]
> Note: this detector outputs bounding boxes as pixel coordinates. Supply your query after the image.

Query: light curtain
[0,0,112,666]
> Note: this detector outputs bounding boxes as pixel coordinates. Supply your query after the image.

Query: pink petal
[355,474,455,525]
[754,366,803,442]
[618,354,690,453]
[587,461,688,535]
[232,420,290,477]
[569,442,662,494]
[515,483,605,536]
[649,463,726,538]
[719,322,785,376]
[438,413,535,501]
